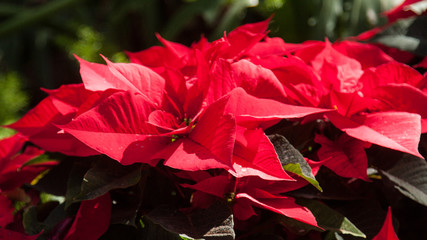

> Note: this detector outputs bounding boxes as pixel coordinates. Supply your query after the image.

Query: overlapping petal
[234,189,317,226]
[327,111,422,158]
[181,174,317,226]
[315,134,371,181]
[59,91,157,161]
[231,128,293,181]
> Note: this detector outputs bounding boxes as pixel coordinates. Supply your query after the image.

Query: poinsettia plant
[1,3,427,239]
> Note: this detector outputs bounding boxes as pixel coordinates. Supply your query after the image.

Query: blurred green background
[0,0,398,138]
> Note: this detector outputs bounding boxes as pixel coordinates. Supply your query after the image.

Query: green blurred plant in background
[0,72,27,138]
[0,0,401,137]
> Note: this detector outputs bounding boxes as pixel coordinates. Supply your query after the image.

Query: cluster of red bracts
[3,3,427,237]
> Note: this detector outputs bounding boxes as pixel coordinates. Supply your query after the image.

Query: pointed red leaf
[156,34,191,60]
[370,84,427,132]
[372,207,399,240]
[0,195,14,227]
[1,144,43,174]
[43,84,98,116]
[7,97,62,137]
[7,85,101,156]
[158,139,232,171]
[315,134,371,181]
[327,111,422,158]
[216,88,333,128]
[77,56,126,92]
[64,193,111,240]
[217,18,270,59]
[189,107,236,168]
[360,62,423,95]
[78,56,167,107]
[103,57,167,106]
[126,45,182,70]
[231,128,293,181]
[181,175,230,198]
[414,55,427,68]
[207,59,288,103]
[332,41,394,69]
[235,189,318,226]
[0,134,26,162]
[60,91,157,161]
[121,136,172,166]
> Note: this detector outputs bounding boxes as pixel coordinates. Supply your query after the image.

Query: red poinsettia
[7,19,331,177]
[276,40,426,158]
[39,51,331,175]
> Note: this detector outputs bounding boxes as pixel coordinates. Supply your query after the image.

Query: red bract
[383,0,427,24]
[0,194,14,227]
[0,134,56,192]
[0,134,56,231]
[64,193,111,240]
[230,127,293,181]
[181,174,317,226]
[372,207,399,240]
[315,134,371,181]
[7,84,101,156]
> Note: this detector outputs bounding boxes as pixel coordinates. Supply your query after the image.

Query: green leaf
[64,163,90,208]
[139,218,187,240]
[23,203,69,238]
[41,202,68,230]
[268,134,322,191]
[380,154,427,207]
[146,201,235,240]
[74,159,142,201]
[284,163,323,191]
[297,199,366,238]
[23,206,44,235]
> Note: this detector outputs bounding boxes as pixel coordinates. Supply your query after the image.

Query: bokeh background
[0,0,402,137]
